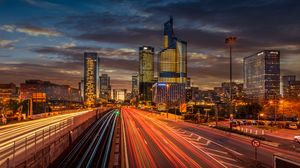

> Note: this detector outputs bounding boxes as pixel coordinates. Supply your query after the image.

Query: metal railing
[0,119,73,168]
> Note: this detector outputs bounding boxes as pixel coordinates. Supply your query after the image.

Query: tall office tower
[83,52,99,106]
[282,75,296,98]
[132,75,139,98]
[159,16,187,84]
[139,46,154,102]
[78,79,84,102]
[153,17,187,108]
[244,50,280,102]
[100,74,111,100]
[113,89,127,102]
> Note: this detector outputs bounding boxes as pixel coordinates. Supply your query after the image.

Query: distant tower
[83,52,99,106]
[100,74,111,100]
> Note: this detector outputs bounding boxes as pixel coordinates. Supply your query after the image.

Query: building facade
[159,17,187,84]
[244,50,280,102]
[282,75,300,100]
[152,82,186,108]
[0,83,18,99]
[139,46,154,102]
[282,75,296,98]
[113,89,127,102]
[20,80,80,102]
[154,17,187,106]
[83,52,99,106]
[100,74,111,101]
[132,75,139,98]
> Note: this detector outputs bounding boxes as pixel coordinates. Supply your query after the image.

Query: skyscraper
[159,16,187,84]
[100,74,111,101]
[244,50,280,102]
[153,17,187,108]
[83,52,99,106]
[139,46,154,101]
[132,75,139,98]
[282,75,296,98]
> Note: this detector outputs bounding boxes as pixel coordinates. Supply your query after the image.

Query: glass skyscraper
[153,17,187,108]
[100,74,111,101]
[84,52,99,106]
[243,50,280,102]
[139,46,154,101]
[159,16,187,84]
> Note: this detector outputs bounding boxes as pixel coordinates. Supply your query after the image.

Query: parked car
[252,120,257,125]
[294,136,300,143]
[288,123,298,130]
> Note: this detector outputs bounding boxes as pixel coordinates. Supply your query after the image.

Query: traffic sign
[251,139,261,148]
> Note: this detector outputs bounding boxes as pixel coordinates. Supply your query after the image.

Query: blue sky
[0,0,300,90]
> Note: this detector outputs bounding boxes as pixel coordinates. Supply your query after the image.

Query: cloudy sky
[0,0,299,90]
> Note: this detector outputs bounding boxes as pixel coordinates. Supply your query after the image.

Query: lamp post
[279,100,284,121]
[225,36,237,119]
[166,84,170,118]
[258,113,264,126]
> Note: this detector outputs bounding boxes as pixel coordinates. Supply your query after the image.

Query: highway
[122,108,300,168]
[0,109,93,167]
[122,108,244,168]
[54,109,117,168]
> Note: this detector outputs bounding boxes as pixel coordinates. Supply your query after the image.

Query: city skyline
[1,0,300,91]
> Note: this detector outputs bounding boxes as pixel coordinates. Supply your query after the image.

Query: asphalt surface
[122,108,246,168]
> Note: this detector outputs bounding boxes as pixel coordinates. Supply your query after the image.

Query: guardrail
[0,118,73,168]
[0,108,108,168]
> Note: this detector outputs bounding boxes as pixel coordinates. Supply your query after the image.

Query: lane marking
[203,148,228,155]
[206,152,237,162]
[121,112,129,168]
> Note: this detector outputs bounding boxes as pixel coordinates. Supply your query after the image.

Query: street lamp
[279,100,285,121]
[166,84,170,118]
[269,100,277,124]
[225,36,237,120]
[258,113,264,126]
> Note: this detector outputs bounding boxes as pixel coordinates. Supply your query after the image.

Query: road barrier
[0,108,109,168]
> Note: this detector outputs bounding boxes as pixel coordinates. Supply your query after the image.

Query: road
[0,109,92,166]
[122,108,244,168]
[122,108,300,168]
[54,109,118,168]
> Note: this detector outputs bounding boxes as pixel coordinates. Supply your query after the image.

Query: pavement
[122,108,300,168]
[214,121,300,152]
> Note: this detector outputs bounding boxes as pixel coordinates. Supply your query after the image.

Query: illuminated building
[159,16,187,84]
[20,80,80,102]
[78,79,84,102]
[100,74,111,100]
[243,50,280,102]
[282,75,296,98]
[113,89,127,102]
[152,82,185,107]
[282,75,300,100]
[0,83,18,99]
[153,17,187,106]
[139,46,154,102]
[132,75,139,98]
[83,52,99,106]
